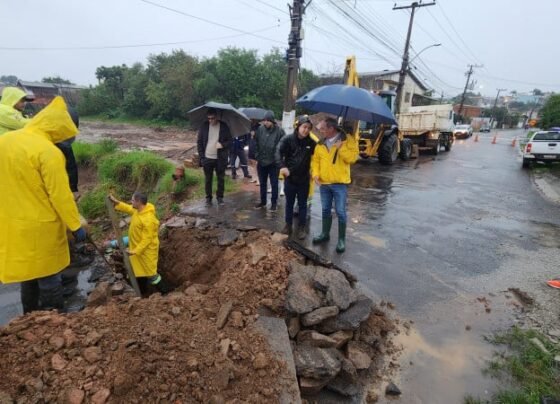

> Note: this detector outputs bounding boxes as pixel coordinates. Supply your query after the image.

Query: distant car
[480,125,491,132]
[522,130,560,168]
[453,124,473,138]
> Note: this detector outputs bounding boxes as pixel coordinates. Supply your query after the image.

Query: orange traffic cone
[474,134,479,142]
[511,137,517,147]
[491,135,497,144]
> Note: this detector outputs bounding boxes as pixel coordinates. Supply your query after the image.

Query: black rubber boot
[312,216,332,244]
[40,286,65,311]
[336,221,347,253]
[20,280,40,314]
[153,277,173,295]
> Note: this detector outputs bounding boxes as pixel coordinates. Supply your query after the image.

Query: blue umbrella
[296,84,396,125]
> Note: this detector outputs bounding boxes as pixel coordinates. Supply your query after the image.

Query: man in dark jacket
[276,115,316,239]
[229,132,251,179]
[197,108,232,205]
[255,110,285,210]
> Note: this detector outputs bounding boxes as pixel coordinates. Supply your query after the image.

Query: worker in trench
[0,96,88,313]
[108,192,172,294]
[0,86,31,135]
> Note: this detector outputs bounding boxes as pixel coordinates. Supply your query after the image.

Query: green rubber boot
[336,221,346,253]
[313,216,332,244]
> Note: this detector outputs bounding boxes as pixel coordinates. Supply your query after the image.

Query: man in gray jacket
[255,110,285,211]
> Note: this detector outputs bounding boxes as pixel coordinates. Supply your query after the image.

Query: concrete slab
[254,316,302,404]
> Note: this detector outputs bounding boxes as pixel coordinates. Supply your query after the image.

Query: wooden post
[105,197,141,297]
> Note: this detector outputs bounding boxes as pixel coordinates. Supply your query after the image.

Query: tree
[96,65,128,100]
[42,76,74,85]
[539,94,560,129]
[533,88,543,96]
[0,75,18,85]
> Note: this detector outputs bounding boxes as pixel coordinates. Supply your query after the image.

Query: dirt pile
[0,225,298,403]
[0,218,398,402]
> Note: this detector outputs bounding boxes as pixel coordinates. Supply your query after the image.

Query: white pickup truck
[522,130,560,168]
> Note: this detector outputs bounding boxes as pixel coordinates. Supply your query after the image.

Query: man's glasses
[208,116,217,121]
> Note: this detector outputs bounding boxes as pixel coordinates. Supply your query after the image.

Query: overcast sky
[2,0,558,97]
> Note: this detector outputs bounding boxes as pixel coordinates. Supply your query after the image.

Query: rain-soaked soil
[0,221,400,403]
[78,120,198,163]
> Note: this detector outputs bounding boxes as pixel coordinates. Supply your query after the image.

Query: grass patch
[73,139,118,166]
[77,146,207,220]
[98,150,173,193]
[467,327,560,404]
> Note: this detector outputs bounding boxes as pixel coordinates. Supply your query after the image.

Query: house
[453,104,482,119]
[319,69,431,112]
[16,80,86,107]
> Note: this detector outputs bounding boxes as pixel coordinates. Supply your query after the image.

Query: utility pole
[282,0,310,133]
[490,88,507,128]
[457,64,482,122]
[393,1,436,116]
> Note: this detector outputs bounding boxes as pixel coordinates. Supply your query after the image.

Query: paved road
[187,128,560,403]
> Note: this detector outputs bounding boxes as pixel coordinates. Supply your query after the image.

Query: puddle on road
[351,231,387,249]
[380,292,520,404]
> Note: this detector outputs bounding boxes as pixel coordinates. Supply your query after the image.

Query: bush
[73,140,118,166]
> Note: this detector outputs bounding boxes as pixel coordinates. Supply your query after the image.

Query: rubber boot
[40,286,65,312]
[20,280,40,314]
[336,221,346,253]
[313,216,332,244]
[152,276,173,295]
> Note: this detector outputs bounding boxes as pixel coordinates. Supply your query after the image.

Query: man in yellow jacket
[108,192,171,294]
[0,96,87,313]
[0,87,31,135]
[311,118,359,253]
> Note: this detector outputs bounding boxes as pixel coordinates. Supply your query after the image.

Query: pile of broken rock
[285,262,395,398]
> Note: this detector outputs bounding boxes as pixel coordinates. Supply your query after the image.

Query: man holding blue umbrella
[311,118,359,253]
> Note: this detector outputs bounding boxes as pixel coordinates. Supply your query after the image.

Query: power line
[255,0,290,14]
[436,1,482,66]
[0,26,283,51]
[137,0,286,45]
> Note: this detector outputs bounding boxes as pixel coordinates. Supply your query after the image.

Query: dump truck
[397,104,455,155]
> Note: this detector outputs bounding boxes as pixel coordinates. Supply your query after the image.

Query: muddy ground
[79,121,198,163]
[0,221,399,403]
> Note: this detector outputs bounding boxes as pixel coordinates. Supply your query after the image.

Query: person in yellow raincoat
[108,192,171,294]
[0,96,87,313]
[0,86,31,135]
[311,117,359,253]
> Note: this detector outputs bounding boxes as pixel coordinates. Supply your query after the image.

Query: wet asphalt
[184,128,560,402]
[2,129,559,402]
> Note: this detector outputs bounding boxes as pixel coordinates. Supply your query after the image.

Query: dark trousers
[257,163,279,205]
[20,272,62,314]
[229,148,249,177]
[285,180,310,226]
[203,158,225,200]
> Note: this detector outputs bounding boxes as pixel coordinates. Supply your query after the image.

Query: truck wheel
[399,138,413,160]
[379,134,398,165]
[522,158,530,168]
[444,136,452,151]
[432,142,440,155]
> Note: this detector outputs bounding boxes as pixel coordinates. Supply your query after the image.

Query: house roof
[17,80,86,90]
[359,69,429,91]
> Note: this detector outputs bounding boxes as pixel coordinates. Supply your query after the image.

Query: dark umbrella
[239,107,268,121]
[188,101,250,137]
[296,84,396,125]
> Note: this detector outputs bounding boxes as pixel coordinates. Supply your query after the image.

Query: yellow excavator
[342,56,413,164]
